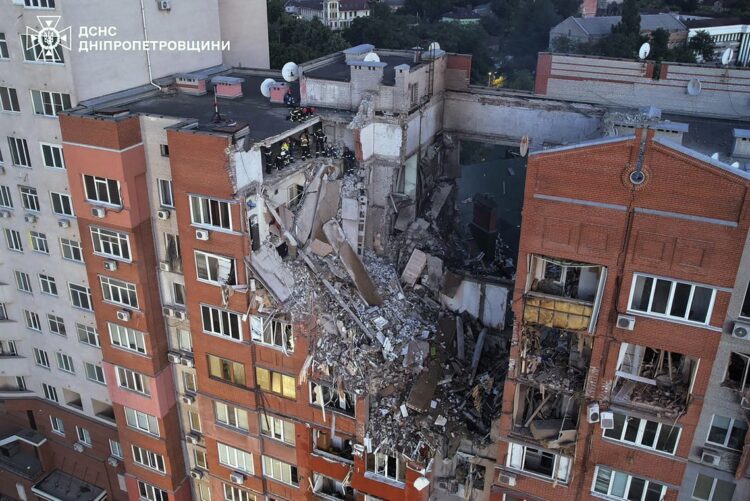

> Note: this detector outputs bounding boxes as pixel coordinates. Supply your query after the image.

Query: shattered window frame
[206,354,246,387]
[309,381,355,417]
[366,452,405,483]
[255,367,296,399]
[615,342,699,397]
[201,304,243,341]
[591,465,667,501]
[506,442,570,483]
[602,412,680,455]
[194,250,236,286]
[628,273,716,325]
[250,316,294,353]
[260,413,296,445]
[722,352,750,393]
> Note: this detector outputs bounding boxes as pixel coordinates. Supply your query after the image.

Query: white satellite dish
[260,78,276,98]
[731,161,741,168]
[711,152,720,160]
[282,62,299,82]
[638,42,650,60]
[363,52,381,63]
[428,41,441,53]
[721,48,733,66]
[519,135,530,157]
[414,477,430,491]
[687,78,702,96]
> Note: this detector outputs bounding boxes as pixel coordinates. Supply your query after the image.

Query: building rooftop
[304,52,423,86]
[32,470,106,501]
[558,13,686,37]
[684,16,750,29]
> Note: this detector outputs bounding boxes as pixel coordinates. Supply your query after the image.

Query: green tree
[268,15,348,69]
[649,28,669,60]
[343,4,419,49]
[613,0,640,36]
[688,30,716,62]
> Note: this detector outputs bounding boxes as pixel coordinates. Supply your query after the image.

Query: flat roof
[305,53,421,86]
[32,470,106,501]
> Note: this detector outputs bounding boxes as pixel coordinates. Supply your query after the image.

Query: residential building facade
[285,0,371,30]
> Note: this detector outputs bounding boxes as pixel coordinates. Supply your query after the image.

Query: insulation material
[523,296,592,331]
[322,220,382,306]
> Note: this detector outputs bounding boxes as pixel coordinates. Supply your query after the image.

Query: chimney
[212,76,245,99]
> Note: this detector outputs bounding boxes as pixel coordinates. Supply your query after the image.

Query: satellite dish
[687,78,702,96]
[638,42,650,60]
[711,152,720,160]
[260,78,276,98]
[427,41,441,53]
[519,135,529,157]
[731,161,741,168]
[363,52,381,63]
[414,477,430,491]
[721,48,733,66]
[282,62,299,82]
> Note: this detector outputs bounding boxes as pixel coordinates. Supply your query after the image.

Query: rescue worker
[280,139,292,166]
[343,147,356,172]
[262,146,274,174]
[283,88,296,107]
[299,132,311,160]
[313,127,326,157]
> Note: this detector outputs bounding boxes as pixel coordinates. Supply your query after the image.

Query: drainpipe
[139,0,162,90]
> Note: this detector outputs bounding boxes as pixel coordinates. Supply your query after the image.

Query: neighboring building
[581,0,598,17]
[549,13,687,48]
[285,0,371,30]
[440,7,482,25]
[685,17,750,65]
[0,1,268,499]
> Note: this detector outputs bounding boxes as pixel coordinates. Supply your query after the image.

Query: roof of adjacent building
[32,470,106,501]
[339,0,370,10]
[305,51,422,86]
[684,16,750,29]
[442,7,481,20]
[552,13,686,37]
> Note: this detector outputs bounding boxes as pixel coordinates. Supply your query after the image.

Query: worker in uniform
[313,127,326,157]
[299,131,311,160]
[262,146,274,174]
[280,139,292,167]
[283,88,297,107]
[343,147,356,172]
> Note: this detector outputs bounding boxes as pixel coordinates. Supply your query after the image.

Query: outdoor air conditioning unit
[190,469,204,480]
[167,352,181,364]
[181,394,196,404]
[103,260,118,271]
[732,321,750,340]
[700,449,721,466]
[186,433,201,445]
[116,310,131,322]
[616,314,635,331]
[163,307,175,318]
[181,356,194,368]
[158,0,172,11]
[195,229,210,241]
[91,207,106,218]
[107,456,120,467]
[24,214,37,223]
[229,472,245,485]
[0,210,10,218]
[174,310,187,321]
[73,443,85,453]
[157,210,170,220]
[587,403,600,424]
[600,411,615,430]
[58,219,70,228]
[159,261,172,272]
[497,471,516,487]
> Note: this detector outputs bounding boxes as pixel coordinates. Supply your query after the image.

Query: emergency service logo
[25,16,71,61]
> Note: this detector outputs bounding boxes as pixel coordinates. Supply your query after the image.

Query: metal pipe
[139,0,162,90]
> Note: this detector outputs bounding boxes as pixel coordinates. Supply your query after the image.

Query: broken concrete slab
[309,239,333,257]
[293,165,326,245]
[427,183,452,220]
[401,249,428,287]
[311,178,342,244]
[246,245,295,303]
[425,255,443,292]
[407,317,456,413]
[341,196,360,249]
[394,202,416,232]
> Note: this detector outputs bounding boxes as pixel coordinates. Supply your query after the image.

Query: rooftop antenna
[711,152,720,160]
[363,52,381,63]
[731,161,741,168]
[687,78,702,96]
[519,135,529,157]
[638,42,650,60]
[260,78,276,98]
[721,48,733,66]
[282,62,299,82]
[211,92,223,123]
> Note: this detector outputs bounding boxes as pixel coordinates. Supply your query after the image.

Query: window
[223,484,254,501]
[21,33,63,63]
[506,443,570,483]
[109,439,123,459]
[172,282,186,306]
[69,283,93,310]
[47,314,66,336]
[50,192,73,216]
[310,382,354,416]
[158,179,173,207]
[116,366,150,396]
[100,276,138,308]
[260,414,295,445]
[194,449,207,469]
[109,323,146,354]
[262,455,298,486]
[91,227,131,260]
[218,442,253,474]
[83,175,120,206]
[76,426,91,446]
[189,410,202,432]
[0,340,17,356]
[38,274,57,295]
[0,303,6,321]
[33,348,50,368]
[159,144,169,157]
[125,407,159,436]
[707,415,748,450]
[256,368,296,399]
[50,416,64,435]
[30,231,49,254]
[201,305,242,340]
[164,232,181,269]
[9,138,31,167]
[60,238,83,262]
[16,271,32,293]
[183,372,197,393]
[366,452,405,482]
[592,465,666,501]
[692,474,735,501]
[629,274,715,324]
[207,354,245,386]
[0,87,19,112]
[42,383,58,402]
[0,33,8,59]
[132,445,165,473]
[5,228,22,251]
[41,144,65,169]
[195,251,236,285]
[137,481,168,501]
[76,324,100,347]
[31,90,71,117]
[55,352,74,373]
[25,0,56,8]
[190,195,233,230]
[0,185,12,208]
[251,317,294,352]
[215,401,249,431]
[741,283,750,318]
[723,352,750,393]
[24,310,41,331]
[85,363,106,384]
[19,186,39,210]
[178,328,192,352]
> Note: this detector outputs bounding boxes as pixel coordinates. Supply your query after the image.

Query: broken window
[366,452,405,483]
[707,415,748,450]
[287,184,304,210]
[312,473,355,500]
[312,429,353,461]
[519,327,591,392]
[592,466,666,501]
[629,274,715,324]
[527,256,603,302]
[310,382,355,416]
[250,316,294,353]
[512,385,579,447]
[723,352,750,393]
[506,443,570,483]
[603,412,680,455]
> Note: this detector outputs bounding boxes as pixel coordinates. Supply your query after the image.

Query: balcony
[510,383,580,451]
[518,326,591,393]
[0,376,31,398]
[312,429,354,463]
[312,473,356,500]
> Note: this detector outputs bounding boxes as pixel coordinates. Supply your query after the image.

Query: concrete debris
[323,219,382,306]
[401,249,428,287]
[246,244,295,302]
[309,239,333,257]
[427,183,453,220]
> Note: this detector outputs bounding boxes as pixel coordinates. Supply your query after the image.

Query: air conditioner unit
[163,307,175,318]
[157,210,170,220]
[167,352,181,364]
[497,471,516,487]
[58,219,70,228]
[107,456,120,467]
[700,449,721,466]
[181,394,196,404]
[103,260,118,271]
[186,433,201,445]
[732,321,750,340]
[158,0,172,11]
[181,356,194,368]
[24,214,37,223]
[174,310,187,321]
[0,210,10,218]
[73,442,85,453]
[116,310,131,322]
[587,403,600,424]
[190,469,204,480]
[91,207,106,218]
[195,229,210,241]
[616,314,635,331]
[229,472,245,485]
[600,411,615,430]
[159,261,172,272]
